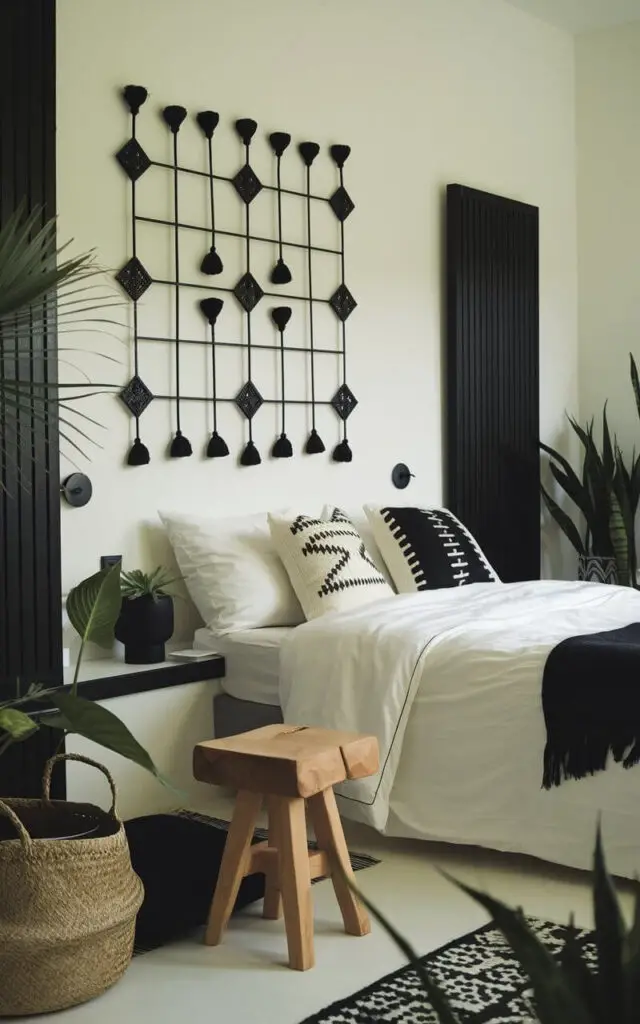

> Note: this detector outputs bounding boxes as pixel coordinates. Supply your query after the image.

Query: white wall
[576,22,640,450]
[57,0,579,620]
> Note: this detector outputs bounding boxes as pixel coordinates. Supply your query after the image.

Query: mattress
[193,625,292,706]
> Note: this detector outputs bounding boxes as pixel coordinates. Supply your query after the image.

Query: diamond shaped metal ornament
[116,257,152,301]
[329,186,355,222]
[233,272,264,313]
[115,138,151,181]
[120,375,154,417]
[331,383,358,420]
[232,164,263,204]
[329,283,357,322]
[235,381,264,420]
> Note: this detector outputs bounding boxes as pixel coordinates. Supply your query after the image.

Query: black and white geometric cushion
[364,505,500,593]
[269,509,394,620]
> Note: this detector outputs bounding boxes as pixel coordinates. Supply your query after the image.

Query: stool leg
[263,797,283,921]
[308,787,371,937]
[204,789,262,946]
[278,796,314,970]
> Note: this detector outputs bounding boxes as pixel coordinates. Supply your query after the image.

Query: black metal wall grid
[0,0,64,797]
[446,184,540,583]
[115,86,358,466]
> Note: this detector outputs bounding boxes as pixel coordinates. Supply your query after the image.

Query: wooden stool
[193,724,379,971]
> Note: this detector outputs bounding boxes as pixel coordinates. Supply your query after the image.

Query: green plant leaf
[623,883,640,1018]
[0,707,38,740]
[448,877,591,1024]
[50,691,160,777]
[593,825,625,1022]
[630,353,640,422]
[602,403,615,481]
[540,485,586,555]
[66,561,122,649]
[559,917,597,1012]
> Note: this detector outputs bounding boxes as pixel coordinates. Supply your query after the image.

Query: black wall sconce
[391,463,414,490]
[60,473,93,508]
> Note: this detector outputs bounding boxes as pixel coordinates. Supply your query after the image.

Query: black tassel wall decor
[269,132,292,285]
[299,141,325,455]
[233,118,264,467]
[199,297,229,458]
[196,111,223,276]
[116,84,152,466]
[329,144,357,464]
[163,105,192,458]
[270,306,293,458]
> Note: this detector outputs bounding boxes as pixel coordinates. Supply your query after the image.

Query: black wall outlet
[100,555,122,571]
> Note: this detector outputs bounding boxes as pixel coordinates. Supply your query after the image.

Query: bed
[279,579,640,879]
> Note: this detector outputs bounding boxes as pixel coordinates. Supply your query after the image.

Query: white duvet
[280,580,640,878]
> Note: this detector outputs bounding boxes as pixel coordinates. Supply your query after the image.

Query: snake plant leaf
[447,877,592,1024]
[50,692,160,777]
[548,462,593,526]
[630,353,640,422]
[0,707,38,741]
[66,561,122,649]
[593,825,626,1022]
[609,490,629,584]
[622,884,640,1019]
[559,918,598,1014]
[540,484,586,555]
[602,403,615,481]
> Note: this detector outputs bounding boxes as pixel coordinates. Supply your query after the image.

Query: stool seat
[193,724,379,971]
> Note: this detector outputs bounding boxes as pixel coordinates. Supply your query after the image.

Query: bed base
[213,692,283,739]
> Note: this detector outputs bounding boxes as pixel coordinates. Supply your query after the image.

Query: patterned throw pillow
[364,505,500,592]
[268,509,394,620]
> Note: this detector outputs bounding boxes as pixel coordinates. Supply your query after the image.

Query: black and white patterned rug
[302,917,594,1023]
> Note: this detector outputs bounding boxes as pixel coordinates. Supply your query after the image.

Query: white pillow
[269,509,394,621]
[322,505,395,587]
[159,510,304,634]
[364,504,500,593]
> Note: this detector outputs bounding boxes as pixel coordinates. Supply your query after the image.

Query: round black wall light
[391,463,414,490]
[61,473,93,508]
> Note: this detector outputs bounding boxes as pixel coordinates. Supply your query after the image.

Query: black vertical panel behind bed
[0,0,64,797]
[446,184,540,583]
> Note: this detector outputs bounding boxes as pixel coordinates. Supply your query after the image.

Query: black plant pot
[115,594,174,664]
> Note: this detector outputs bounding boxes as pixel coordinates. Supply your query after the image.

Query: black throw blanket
[542,622,640,788]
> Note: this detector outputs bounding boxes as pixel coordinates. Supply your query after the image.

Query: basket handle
[43,754,119,819]
[0,801,33,853]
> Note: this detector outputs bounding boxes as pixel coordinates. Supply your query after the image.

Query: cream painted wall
[57,0,578,617]
[576,22,640,451]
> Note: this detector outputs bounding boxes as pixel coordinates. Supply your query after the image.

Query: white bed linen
[280,580,640,878]
[194,626,291,706]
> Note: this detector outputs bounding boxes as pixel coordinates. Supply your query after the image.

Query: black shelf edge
[27,656,226,715]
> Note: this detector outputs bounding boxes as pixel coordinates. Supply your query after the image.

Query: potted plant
[115,567,182,664]
[540,407,640,586]
[346,827,640,1023]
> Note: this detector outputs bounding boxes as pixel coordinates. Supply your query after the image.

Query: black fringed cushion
[365,505,499,592]
[125,811,265,953]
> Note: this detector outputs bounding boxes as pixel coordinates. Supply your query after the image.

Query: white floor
[55,793,633,1024]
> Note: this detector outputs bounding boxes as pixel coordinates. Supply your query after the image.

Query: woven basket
[0,753,144,1017]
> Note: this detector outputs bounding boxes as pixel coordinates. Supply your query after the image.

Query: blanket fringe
[543,732,640,789]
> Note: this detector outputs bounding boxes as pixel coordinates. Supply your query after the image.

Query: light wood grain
[204,789,262,946]
[263,798,282,920]
[308,787,371,937]
[278,796,314,970]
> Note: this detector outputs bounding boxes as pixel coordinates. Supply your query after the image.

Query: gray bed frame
[213,691,283,738]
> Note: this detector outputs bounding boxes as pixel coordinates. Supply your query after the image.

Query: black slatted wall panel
[446,184,540,582]
[0,0,63,797]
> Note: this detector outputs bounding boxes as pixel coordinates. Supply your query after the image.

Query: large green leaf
[66,561,122,649]
[50,691,160,777]
[602,404,615,481]
[0,707,38,740]
[630,353,640,422]
[593,826,625,1021]
[449,878,591,1024]
[540,485,586,555]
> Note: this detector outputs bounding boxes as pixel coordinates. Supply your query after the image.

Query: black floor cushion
[125,810,379,954]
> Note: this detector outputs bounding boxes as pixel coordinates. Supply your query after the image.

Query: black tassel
[332,438,352,463]
[201,246,223,276]
[305,428,325,455]
[270,258,292,285]
[170,431,192,458]
[240,440,262,466]
[127,437,150,466]
[272,433,293,459]
[207,431,229,458]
